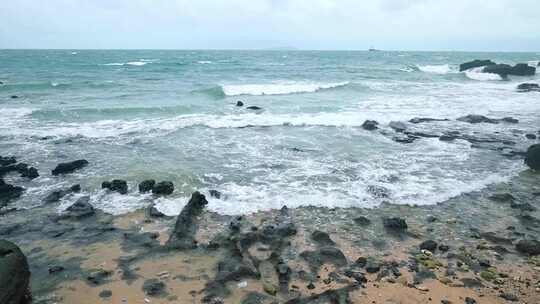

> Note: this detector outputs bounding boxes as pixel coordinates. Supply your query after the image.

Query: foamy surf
[221,81,350,96]
[464,67,502,81]
[417,64,454,74]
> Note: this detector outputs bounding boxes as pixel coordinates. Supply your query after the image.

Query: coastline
[1,169,539,303]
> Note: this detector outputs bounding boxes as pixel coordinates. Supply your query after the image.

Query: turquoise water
[1,50,539,215]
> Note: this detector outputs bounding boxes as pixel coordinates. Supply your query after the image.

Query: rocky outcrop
[517,83,540,92]
[236,101,244,107]
[43,184,81,203]
[389,121,407,133]
[515,240,540,255]
[361,120,378,130]
[152,181,174,196]
[102,179,128,194]
[61,196,95,219]
[383,217,408,231]
[525,144,540,170]
[166,192,208,249]
[409,117,449,124]
[0,157,39,180]
[0,240,31,304]
[459,59,496,72]
[482,63,536,78]
[51,159,88,175]
[457,115,498,124]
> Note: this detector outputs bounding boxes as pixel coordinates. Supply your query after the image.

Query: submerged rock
[517,83,540,92]
[51,159,88,175]
[362,120,379,130]
[0,240,31,304]
[166,192,208,249]
[419,240,438,252]
[63,196,95,219]
[246,106,262,110]
[353,216,371,226]
[525,133,537,140]
[209,189,221,199]
[152,181,174,196]
[102,179,128,194]
[389,121,407,132]
[457,115,498,124]
[138,179,155,193]
[515,240,540,255]
[525,144,540,170]
[459,59,495,71]
[409,117,449,124]
[236,101,244,107]
[0,179,24,207]
[311,230,336,247]
[483,63,536,78]
[43,184,81,203]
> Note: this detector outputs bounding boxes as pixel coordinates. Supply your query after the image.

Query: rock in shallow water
[152,181,174,195]
[515,239,540,255]
[64,196,95,219]
[0,179,24,207]
[361,120,378,130]
[383,217,408,231]
[51,159,88,175]
[102,179,128,194]
[517,83,540,92]
[459,59,496,71]
[525,144,540,170]
[138,179,155,193]
[0,239,31,304]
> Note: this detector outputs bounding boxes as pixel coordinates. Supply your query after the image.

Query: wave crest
[417,64,453,74]
[221,81,350,96]
[464,67,502,81]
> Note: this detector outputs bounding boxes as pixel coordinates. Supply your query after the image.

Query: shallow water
[1,50,539,215]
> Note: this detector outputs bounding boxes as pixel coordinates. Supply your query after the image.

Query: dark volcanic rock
[366,185,390,198]
[353,216,371,226]
[166,192,208,249]
[0,240,31,304]
[102,179,128,194]
[311,230,336,247]
[459,59,496,72]
[383,217,408,231]
[419,240,438,252]
[525,144,540,170]
[138,179,155,193]
[147,204,165,218]
[0,156,16,166]
[500,117,518,124]
[0,179,24,207]
[236,101,244,107]
[517,83,540,92]
[246,106,262,110]
[361,120,379,131]
[209,189,221,199]
[526,133,537,140]
[51,159,88,175]
[300,246,348,272]
[389,121,407,132]
[515,239,540,255]
[499,293,519,302]
[63,196,95,219]
[465,297,477,304]
[483,63,536,78]
[87,269,112,285]
[0,162,39,180]
[152,181,174,196]
[457,115,498,124]
[409,117,449,124]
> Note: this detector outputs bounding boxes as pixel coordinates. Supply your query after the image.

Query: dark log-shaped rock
[246,106,262,110]
[0,240,31,304]
[166,192,208,249]
[525,144,540,170]
[459,59,496,72]
[51,159,88,175]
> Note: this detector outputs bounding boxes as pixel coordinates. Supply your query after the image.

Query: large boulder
[459,59,496,72]
[525,144,540,170]
[152,181,174,196]
[138,180,155,193]
[515,240,540,255]
[166,192,208,249]
[517,83,540,92]
[362,120,379,131]
[102,179,128,194]
[483,63,536,78]
[0,240,31,304]
[63,196,95,219]
[52,159,88,175]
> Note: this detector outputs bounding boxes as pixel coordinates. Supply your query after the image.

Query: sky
[1,0,539,51]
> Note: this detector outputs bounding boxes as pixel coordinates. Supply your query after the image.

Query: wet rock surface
[0,239,31,304]
[51,159,88,175]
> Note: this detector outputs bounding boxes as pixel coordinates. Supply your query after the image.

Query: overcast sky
[1,0,539,51]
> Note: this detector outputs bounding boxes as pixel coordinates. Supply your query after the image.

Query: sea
[1,50,539,216]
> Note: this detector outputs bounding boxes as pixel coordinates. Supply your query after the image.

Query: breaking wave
[220,81,350,96]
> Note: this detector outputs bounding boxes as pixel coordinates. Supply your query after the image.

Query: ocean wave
[197,60,212,64]
[417,64,454,74]
[220,81,350,96]
[102,59,155,66]
[464,67,502,81]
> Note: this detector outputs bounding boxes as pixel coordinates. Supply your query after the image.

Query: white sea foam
[464,67,502,81]
[197,60,212,64]
[221,81,350,96]
[417,64,453,74]
[126,61,147,66]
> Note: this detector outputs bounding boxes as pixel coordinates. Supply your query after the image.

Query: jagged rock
[152,181,174,195]
[236,101,244,107]
[311,230,335,247]
[459,59,496,71]
[0,240,31,304]
[63,196,95,219]
[99,290,112,298]
[102,179,128,194]
[147,204,165,218]
[365,257,381,273]
[0,156,16,166]
[499,293,519,302]
[0,179,24,207]
[383,217,408,231]
[517,83,540,92]
[361,120,378,131]
[138,179,155,193]
[166,192,208,249]
[43,184,81,203]
[209,189,221,199]
[51,159,88,175]
[483,63,535,78]
[525,144,540,170]
[0,162,39,180]
[457,115,498,124]
[515,239,540,255]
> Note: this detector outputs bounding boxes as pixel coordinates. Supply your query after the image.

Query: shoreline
[1,168,539,303]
